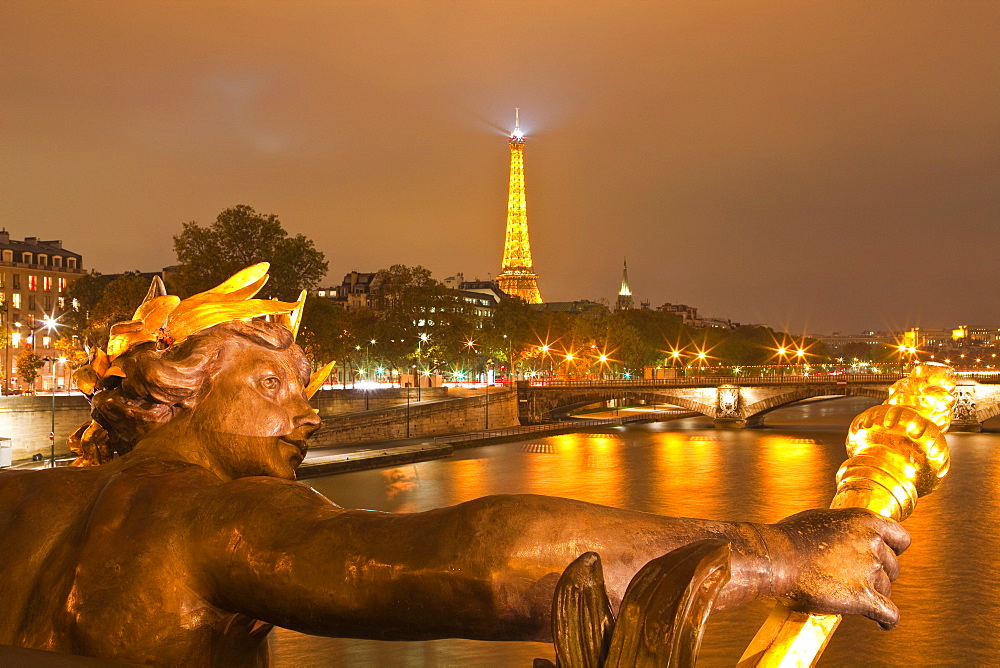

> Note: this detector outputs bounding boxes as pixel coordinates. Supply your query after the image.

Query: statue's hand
[764,508,911,630]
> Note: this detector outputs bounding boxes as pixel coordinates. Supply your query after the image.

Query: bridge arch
[741,386,888,422]
[974,400,1000,423]
[526,389,718,422]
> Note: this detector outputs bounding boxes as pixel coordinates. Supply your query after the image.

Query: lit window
[27,275,36,291]
[57,297,65,309]
[0,273,3,288]
[42,336,50,348]
[11,293,19,309]
[11,333,19,347]
[43,276,52,291]
[72,298,79,309]
[58,278,66,292]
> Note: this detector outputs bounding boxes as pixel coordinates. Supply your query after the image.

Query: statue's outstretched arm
[194,478,906,642]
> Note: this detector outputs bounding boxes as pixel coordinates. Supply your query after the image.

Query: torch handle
[737,381,954,667]
[736,483,904,668]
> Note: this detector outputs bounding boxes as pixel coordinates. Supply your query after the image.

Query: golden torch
[738,362,956,667]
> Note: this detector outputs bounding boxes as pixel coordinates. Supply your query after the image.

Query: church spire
[616,258,634,311]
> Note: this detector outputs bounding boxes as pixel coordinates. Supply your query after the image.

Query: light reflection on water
[272,397,1000,666]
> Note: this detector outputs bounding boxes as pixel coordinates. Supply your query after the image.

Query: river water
[271,397,1000,666]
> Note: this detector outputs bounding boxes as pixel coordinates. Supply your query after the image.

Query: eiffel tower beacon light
[497,108,543,304]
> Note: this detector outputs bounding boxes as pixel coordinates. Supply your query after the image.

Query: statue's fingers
[877,542,901,581]
[873,516,910,555]
[868,591,900,631]
[873,569,892,598]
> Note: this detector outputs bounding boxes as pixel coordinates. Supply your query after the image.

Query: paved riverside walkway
[3,409,699,475]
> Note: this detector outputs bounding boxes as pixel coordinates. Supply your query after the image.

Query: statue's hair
[91,320,304,456]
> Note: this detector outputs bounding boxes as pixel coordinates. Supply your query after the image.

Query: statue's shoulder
[218,475,340,508]
[113,457,220,484]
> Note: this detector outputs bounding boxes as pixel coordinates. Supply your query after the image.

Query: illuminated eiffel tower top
[497,108,542,304]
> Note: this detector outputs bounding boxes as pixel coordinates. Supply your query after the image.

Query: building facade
[0,231,85,391]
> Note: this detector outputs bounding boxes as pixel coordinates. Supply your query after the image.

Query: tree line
[61,205,885,386]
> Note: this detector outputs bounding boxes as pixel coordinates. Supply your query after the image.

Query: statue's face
[186,343,321,480]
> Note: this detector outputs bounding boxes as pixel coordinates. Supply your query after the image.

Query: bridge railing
[521,373,906,388]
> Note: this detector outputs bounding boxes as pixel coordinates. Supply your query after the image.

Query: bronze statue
[0,265,911,666]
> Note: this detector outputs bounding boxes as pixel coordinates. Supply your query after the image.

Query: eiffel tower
[497,109,542,304]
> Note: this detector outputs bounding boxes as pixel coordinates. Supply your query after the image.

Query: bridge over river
[516,373,1000,431]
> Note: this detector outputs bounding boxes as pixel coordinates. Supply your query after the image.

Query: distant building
[442,273,506,303]
[459,280,506,304]
[0,230,85,390]
[657,302,698,325]
[530,300,609,319]
[311,270,499,330]
[310,271,379,310]
[656,302,737,329]
[445,289,499,330]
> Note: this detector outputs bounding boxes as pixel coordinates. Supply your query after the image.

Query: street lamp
[41,355,64,468]
[464,339,477,384]
[597,354,609,380]
[485,358,495,429]
[537,343,552,380]
[416,333,430,401]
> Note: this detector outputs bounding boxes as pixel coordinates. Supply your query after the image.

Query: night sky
[2,1,997,335]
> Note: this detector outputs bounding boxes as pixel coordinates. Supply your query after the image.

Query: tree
[68,271,149,348]
[65,271,113,336]
[173,205,328,300]
[297,297,351,370]
[54,335,89,370]
[16,346,44,394]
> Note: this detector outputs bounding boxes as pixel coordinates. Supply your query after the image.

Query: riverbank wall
[0,395,91,461]
[310,388,519,447]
